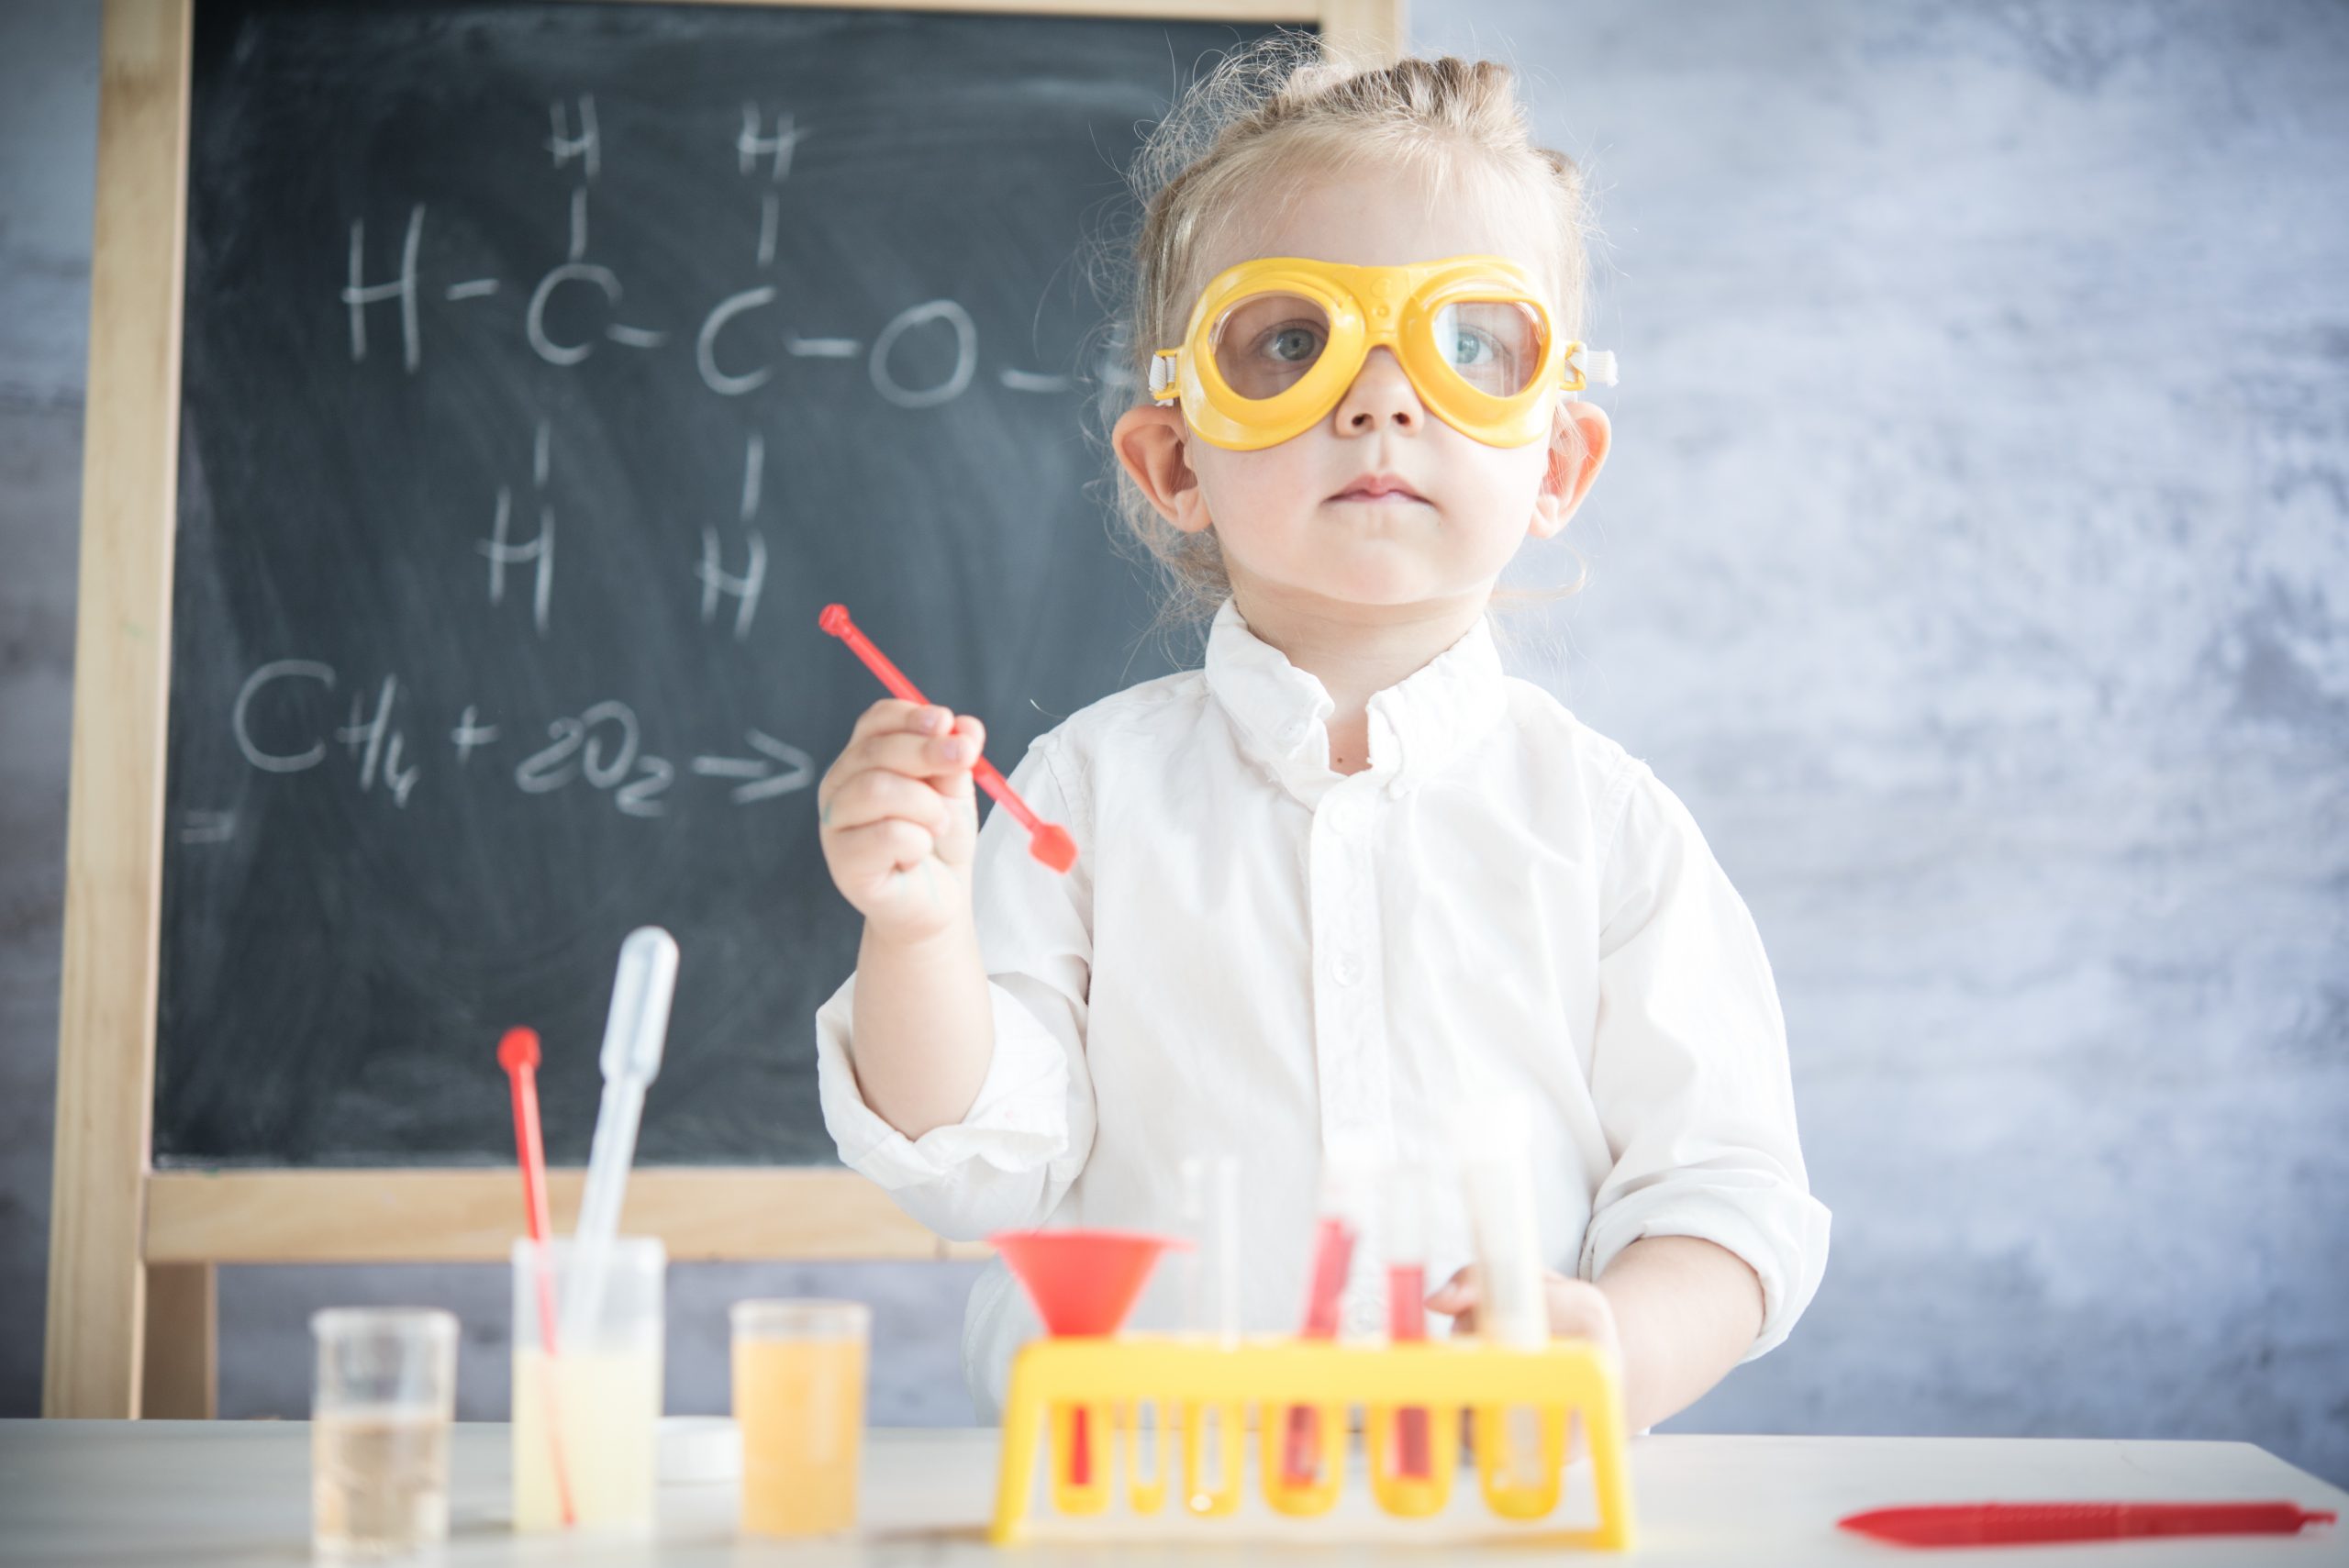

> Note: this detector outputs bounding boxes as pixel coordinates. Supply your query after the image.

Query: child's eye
[1259,323,1324,364]
[1433,301,1542,395]
[1211,298,1329,397]
[1447,328,1498,368]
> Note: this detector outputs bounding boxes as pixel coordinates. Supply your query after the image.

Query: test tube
[1383,1162,1431,1481]
[1277,1135,1381,1499]
[1176,1155,1243,1517]
[1177,1154,1241,1344]
[1271,1213,1354,1510]
[1451,1100,1553,1496]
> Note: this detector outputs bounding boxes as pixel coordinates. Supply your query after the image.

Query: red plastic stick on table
[498,1028,577,1529]
[1837,1500,2335,1548]
[819,604,1077,873]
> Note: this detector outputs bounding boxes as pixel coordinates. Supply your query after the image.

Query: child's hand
[817,699,985,943]
[1428,1265,1626,1464]
[1426,1264,1626,1368]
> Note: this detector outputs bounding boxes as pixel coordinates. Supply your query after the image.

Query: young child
[813,46,1830,1430]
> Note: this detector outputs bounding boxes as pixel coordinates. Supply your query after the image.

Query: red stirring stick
[498,1028,578,1529]
[1838,1500,2336,1548]
[819,604,1077,874]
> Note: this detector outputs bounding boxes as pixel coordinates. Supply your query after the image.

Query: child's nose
[1333,346,1424,437]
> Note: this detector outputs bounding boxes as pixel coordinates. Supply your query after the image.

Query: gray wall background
[4,0,2343,1485]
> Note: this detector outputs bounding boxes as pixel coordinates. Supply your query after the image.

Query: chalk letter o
[869,299,976,410]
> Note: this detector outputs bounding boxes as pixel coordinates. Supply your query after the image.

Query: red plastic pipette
[498,1027,577,1529]
[818,604,1077,873]
[1838,1499,2335,1548]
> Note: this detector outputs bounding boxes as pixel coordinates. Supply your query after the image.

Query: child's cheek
[1200,444,1310,535]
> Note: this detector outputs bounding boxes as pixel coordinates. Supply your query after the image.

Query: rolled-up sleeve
[813,739,1096,1243]
[1575,762,1831,1362]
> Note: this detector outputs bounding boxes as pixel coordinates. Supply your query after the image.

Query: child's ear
[1529,401,1611,539]
[1112,404,1211,535]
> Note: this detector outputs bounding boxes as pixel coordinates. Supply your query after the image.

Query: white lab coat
[817,597,1831,1420]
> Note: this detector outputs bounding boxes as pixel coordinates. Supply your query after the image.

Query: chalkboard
[158,0,1289,1168]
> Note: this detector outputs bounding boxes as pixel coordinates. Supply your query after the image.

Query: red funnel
[990,1228,1188,1337]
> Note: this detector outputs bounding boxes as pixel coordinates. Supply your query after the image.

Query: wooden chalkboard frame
[46,0,1404,1419]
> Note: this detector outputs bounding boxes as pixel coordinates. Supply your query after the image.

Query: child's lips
[1330,483,1429,504]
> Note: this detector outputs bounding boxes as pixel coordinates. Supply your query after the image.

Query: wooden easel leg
[41,1240,145,1418]
[44,0,195,1423]
[141,1262,217,1419]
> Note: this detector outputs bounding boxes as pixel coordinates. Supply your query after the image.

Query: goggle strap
[1564,346,1619,389]
[1148,350,1180,400]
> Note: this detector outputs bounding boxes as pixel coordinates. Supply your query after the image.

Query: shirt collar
[1203,596,1510,800]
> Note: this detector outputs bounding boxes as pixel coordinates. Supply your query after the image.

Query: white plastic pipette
[562,926,679,1351]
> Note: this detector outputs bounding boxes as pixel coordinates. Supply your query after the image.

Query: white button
[1332,953,1361,986]
[1281,719,1313,747]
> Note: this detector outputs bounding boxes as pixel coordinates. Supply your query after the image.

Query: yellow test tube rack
[989,1334,1634,1548]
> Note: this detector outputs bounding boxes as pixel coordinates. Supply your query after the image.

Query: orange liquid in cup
[733,1334,867,1536]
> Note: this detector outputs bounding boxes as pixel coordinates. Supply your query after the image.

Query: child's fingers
[848,697,952,745]
[1427,1265,1482,1337]
[818,767,952,838]
[846,725,982,784]
[826,817,937,883]
[1426,1265,1482,1329]
[822,705,939,809]
[929,715,988,801]
[1426,1264,1478,1309]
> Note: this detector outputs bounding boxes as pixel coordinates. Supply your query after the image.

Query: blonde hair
[1085,35,1604,645]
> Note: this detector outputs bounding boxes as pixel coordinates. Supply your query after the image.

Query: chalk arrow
[689,730,815,804]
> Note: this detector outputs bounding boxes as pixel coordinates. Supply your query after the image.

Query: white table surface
[2,1421,2343,1566]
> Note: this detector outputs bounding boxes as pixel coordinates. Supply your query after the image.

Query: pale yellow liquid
[510,1344,662,1532]
[312,1406,449,1561]
[734,1336,866,1537]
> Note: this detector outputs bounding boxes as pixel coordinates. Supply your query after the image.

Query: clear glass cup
[731,1298,870,1537]
[510,1237,665,1533]
[310,1307,458,1562]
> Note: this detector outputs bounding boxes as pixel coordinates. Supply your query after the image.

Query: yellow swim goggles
[1148,253,1617,451]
